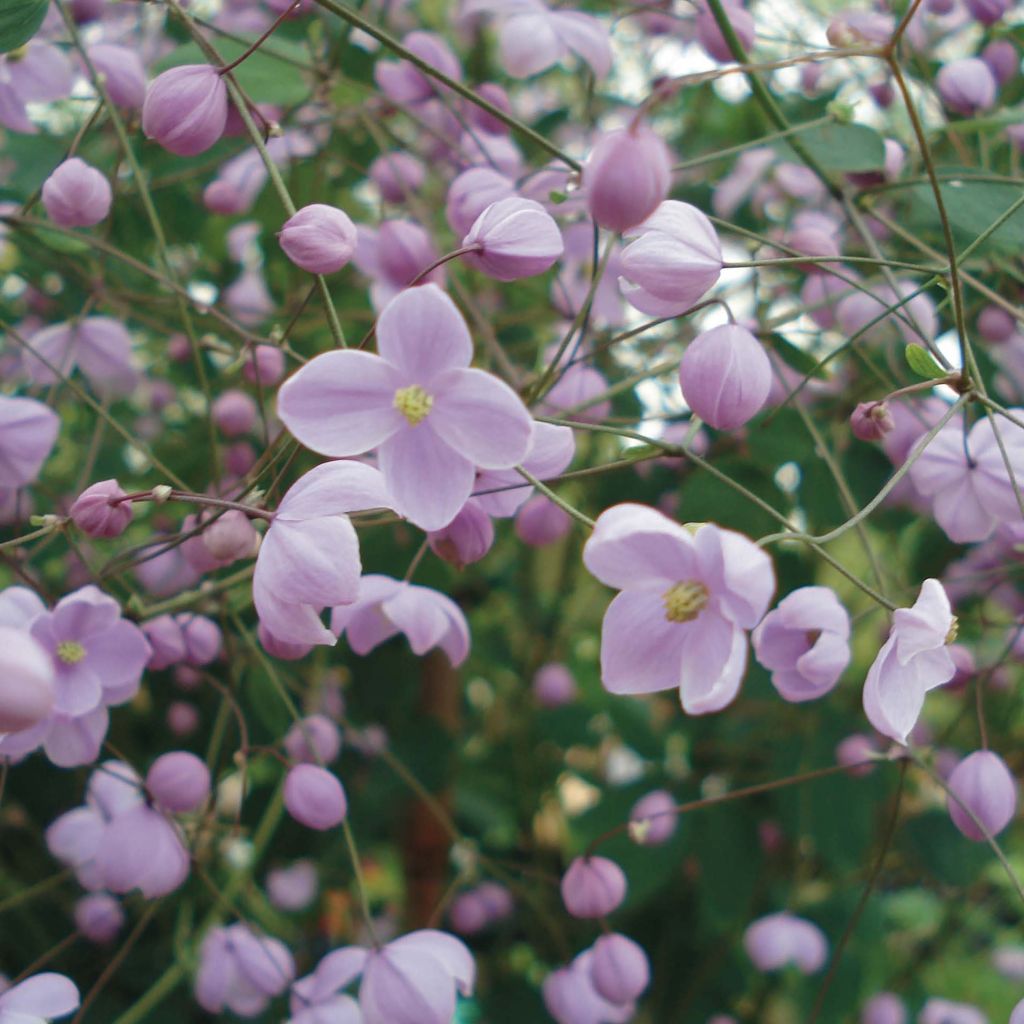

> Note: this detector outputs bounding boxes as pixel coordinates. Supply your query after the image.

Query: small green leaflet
[0,0,49,53]
[905,344,946,380]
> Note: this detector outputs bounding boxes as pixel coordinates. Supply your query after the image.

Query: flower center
[393,385,434,426]
[945,617,959,645]
[56,641,86,664]
[661,581,709,623]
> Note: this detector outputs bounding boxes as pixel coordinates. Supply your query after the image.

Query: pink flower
[69,479,132,538]
[590,933,650,1004]
[0,974,79,1023]
[23,317,137,395]
[195,924,295,1018]
[267,860,319,912]
[283,715,342,764]
[284,764,348,830]
[146,751,211,813]
[533,662,577,707]
[0,395,60,486]
[744,912,828,974]
[74,892,124,944]
[371,151,426,204]
[462,197,564,281]
[0,626,54,733]
[542,950,634,1024]
[695,0,755,61]
[618,201,723,317]
[919,999,987,1024]
[331,574,470,666]
[278,204,358,274]
[353,220,444,310]
[142,64,228,156]
[862,579,957,744]
[582,504,774,713]
[253,461,392,647]
[851,401,895,442]
[86,44,147,109]
[909,413,1024,544]
[278,285,534,531]
[373,31,462,104]
[561,855,627,918]
[947,750,1017,841]
[936,58,998,116]
[0,43,73,135]
[861,992,906,1024]
[628,789,678,845]
[41,158,112,228]
[751,586,851,702]
[97,803,190,898]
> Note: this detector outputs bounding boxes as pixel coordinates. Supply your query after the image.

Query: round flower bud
[463,197,564,281]
[266,859,319,911]
[143,615,186,671]
[515,495,572,547]
[283,715,342,765]
[744,912,828,974]
[589,933,651,1004]
[982,40,1018,87]
[977,304,1016,343]
[936,58,998,117]
[369,151,426,204]
[278,204,358,274]
[225,442,257,477]
[477,881,514,921]
[695,0,756,62]
[629,789,678,845]
[862,992,907,1024]
[167,701,200,737]
[146,751,211,813]
[964,0,1010,23]
[70,479,132,538]
[850,401,895,442]
[142,65,229,157]
[532,663,577,708]
[428,500,494,569]
[200,510,258,565]
[74,893,124,944]
[468,82,513,135]
[947,749,1017,841]
[0,627,55,733]
[88,44,147,109]
[836,733,877,777]
[258,622,314,661]
[679,323,771,430]
[446,167,516,237]
[41,158,112,228]
[178,614,222,665]
[583,123,673,233]
[283,764,348,830]
[242,344,286,386]
[211,390,258,437]
[560,855,627,918]
[449,890,492,934]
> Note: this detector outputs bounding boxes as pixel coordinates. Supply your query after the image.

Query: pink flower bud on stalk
[977,304,1016,343]
[428,500,494,568]
[147,752,211,813]
[278,204,358,274]
[283,714,342,764]
[142,65,229,156]
[468,83,513,134]
[87,44,147,109]
[41,158,112,227]
[744,912,828,974]
[936,58,998,116]
[589,933,651,1004]
[446,167,516,237]
[695,0,756,62]
[74,893,124,944]
[462,197,564,281]
[862,992,907,1024]
[679,323,772,430]
[284,764,348,830]
[243,344,286,386]
[629,789,678,845]
[515,494,572,546]
[947,750,1018,841]
[583,122,673,232]
[70,479,132,538]
[981,40,1018,87]
[850,401,895,441]
[836,734,878,776]
[369,151,426,203]
[561,855,627,918]
[964,0,1011,24]
[211,389,258,436]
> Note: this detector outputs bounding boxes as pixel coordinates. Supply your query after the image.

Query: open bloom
[542,950,634,1024]
[195,924,295,1018]
[278,285,534,530]
[254,461,392,647]
[23,317,137,395]
[751,586,851,702]
[331,574,470,666]
[582,504,774,713]
[863,579,957,744]
[0,974,79,1023]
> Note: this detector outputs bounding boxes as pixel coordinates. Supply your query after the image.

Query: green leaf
[765,332,828,379]
[0,0,49,53]
[908,176,1024,255]
[905,343,945,379]
[782,122,886,173]
[156,39,311,106]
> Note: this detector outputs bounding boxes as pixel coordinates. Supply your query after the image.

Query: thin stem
[218,1,301,73]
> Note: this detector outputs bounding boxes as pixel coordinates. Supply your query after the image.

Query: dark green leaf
[0,0,49,53]
[782,122,886,173]
[905,343,945,379]
[908,177,1024,255]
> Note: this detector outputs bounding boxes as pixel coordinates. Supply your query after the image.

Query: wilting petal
[278,351,405,457]
[376,285,472,380]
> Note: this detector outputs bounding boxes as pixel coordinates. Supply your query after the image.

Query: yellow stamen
[661,581,709,623]
[56,641,86,664]
[946,617,959,645]
[393,385,434,426]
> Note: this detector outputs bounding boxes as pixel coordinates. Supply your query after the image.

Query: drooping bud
[178,614,222,666]
[850,401,895,442]
[146,751,211,813]
[964,0,1010,24]
[936,58,998,117]
[283,714,342,765]
[583,123,673,233]
[947,749,1018,841]
[142,65,229,157]
[88,44,147,109]
[143,616,187,671]
[283,764,348,830]
[74,893,125,944]
[41,158,112,228]
[0,627,55,733]
[278,203,358,274]
[628,789,678,845]
[981,39,1018,86]
[70,479,132,538]
[467,83,513,135]
[242,344,286,386]
[369,151,426,203]
[211,389,258,437]
[836,733,878,777]
[589,933,651,1004]
[446,167,516,237]
[428,500,494,568]
[514,494,572,546]
[679,323,772,430]
[695,0,756,62]
[560,855,627,918]
[532,663,577,707]
[462,197,564,281]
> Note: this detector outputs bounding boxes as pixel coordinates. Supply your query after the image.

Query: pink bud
[679,323,771,430]
[278,204,358,274]
[744,912,828,974]
[242,345,286,386]
[284,764,348,830]
[589,933,650,1004]
[374,31,462,105]
[936,58,998,116]
[70,0,104,22]
[200,510,258,564]
[514,494,572,546]
[446,167,516,238]
[0,627,55,733]
[428,500,494,568]
[266,859,318,911]
[225,442,257,477]
[449,890,493,935]
[695,0,756,62]
[167,701,200,737]
[977,304,1016,343]
[143,615,187,671]
[532,663,577,707]
[283,715,342,765]
[88,44,147,109]
[178,614,222,666]
[964,0,1010,23]
[147,751,211,813]
[468,83,513,135]
[862,992,907,1024]
[850,401,894,442]
[583,123,673,233]
[258,622,314,661]
[982,40,1018,87]
[142,65,228,156]
[462,197,564,281]
[211,390,258,437]
[41,158,112,228]
[70,479,132,538]
[369,152,426,203]
[836,733,877,777]
[947,749,1017,841]
[629,789,678,845]
[75,893,124,944]
[560,856,627,918]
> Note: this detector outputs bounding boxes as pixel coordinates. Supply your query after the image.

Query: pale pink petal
[677,612,746,714]
[500,14,564,77]
[386,931,475,995]
[600,588,687,694]
[278,461,391,520]
[376,285,472,380]
[551,11,613,78]
[0,974,79,1017]
[43,707,108,767]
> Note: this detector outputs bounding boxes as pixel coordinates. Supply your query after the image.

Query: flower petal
[376,285,472,379]
[600,588,687,694]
